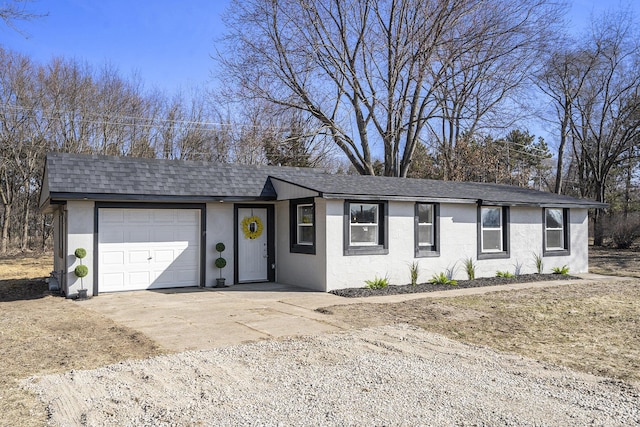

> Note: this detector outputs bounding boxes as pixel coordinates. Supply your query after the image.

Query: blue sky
[1,0,228,94]
[2,0,635,98]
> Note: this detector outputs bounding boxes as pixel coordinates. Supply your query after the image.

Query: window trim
[344,200,388,256]
[415,203,440,258]
[542,208,570,256]
[290,198,315,255]
[477,205,510,260]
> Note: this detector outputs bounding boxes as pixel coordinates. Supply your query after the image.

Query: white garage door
[98,208,201,293]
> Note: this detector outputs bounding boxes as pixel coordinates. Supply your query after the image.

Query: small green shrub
[215,242,226,252]
[496,271,515,278]
[552,265,569,275]
[533,252,544,274]
[429,272,457,286]
[409,261,419,286]
[463,257,476,280]
[74,264,89,278]
[365,275,389,289]
[74,248,87,259]
[214,257,227,269]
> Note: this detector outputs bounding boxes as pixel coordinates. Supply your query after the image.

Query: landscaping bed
[330,273,579,298]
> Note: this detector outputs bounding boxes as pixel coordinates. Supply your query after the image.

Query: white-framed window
[481,206,503,252]
[350,203,379,246]
[290,198,315,254]
[297,204,314,245]
[417,203,434,248]
[544,208,568,252]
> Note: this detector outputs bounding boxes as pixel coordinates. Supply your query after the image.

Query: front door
[236,206,272,282]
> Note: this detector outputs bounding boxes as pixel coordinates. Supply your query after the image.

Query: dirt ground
[321,280,640,385]
[1,249,639,426]
[0,254,164,427]
[589,246,640,277]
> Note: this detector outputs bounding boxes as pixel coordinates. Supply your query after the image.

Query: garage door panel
[177,210,199,224]
[98,208,201,293]
[129,250,151,264]
[102,272,124,289]
[101,230,124,244]
[102,251,124,265]
[153,210,176,223]
[126,210,151,223]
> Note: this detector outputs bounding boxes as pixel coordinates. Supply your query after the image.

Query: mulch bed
[330,274,580,298]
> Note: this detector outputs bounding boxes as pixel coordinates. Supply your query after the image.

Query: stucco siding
[324,201,590,291]
[66,201,95,297]
[205,202,235,286]
[275,198,326,291]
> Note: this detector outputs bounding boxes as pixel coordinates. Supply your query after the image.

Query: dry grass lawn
[0,254,164,427]
[589,246,640,278]
[0,248,638,426]
[322,280,640,386]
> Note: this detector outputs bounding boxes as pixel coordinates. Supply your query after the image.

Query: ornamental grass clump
[429,272,457,286]
[463,257,476,280]
[552,265,570,275]
[496,270,515,278]
[365,275,389,289]
[408,261,419,286]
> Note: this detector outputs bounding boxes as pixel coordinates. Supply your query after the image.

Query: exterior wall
[275,198,327,291]
[205,202,235,286]
[324,201,590,291]
[65,200,95,297]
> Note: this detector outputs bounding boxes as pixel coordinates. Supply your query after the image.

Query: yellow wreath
[241,215,264,240]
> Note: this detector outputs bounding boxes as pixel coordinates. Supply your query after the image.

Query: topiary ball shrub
[74,265,89,278]
[214,257,227,269]
[74,248,87,259]
[215,242,226,253]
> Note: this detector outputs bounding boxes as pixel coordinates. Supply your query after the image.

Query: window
[344,201,388,255]
[478,206,509,259]
[290,198,315,254]
[415,203,439,257]
[543,208,570,255]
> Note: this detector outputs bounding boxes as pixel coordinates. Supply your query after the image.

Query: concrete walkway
[79,273,625,352]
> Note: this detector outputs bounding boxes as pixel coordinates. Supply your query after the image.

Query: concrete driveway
[79,274,616,352]
[79,283,353,351]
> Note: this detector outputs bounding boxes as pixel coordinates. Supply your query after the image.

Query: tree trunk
[1,203,11,254]
[21,194,30,251]
[554,114,569,194]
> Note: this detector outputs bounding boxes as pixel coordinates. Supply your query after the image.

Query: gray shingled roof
[268,173,605,207]
[43,152,325,201]
[42,152,605,208]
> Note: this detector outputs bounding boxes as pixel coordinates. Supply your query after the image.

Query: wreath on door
[241,215,264,240]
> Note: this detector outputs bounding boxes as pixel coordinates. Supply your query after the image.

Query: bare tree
[219,0,563,176]
[0,0,45,32]
[568,11,640,245]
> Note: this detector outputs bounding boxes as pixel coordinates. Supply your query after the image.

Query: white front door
[237,207,269,282]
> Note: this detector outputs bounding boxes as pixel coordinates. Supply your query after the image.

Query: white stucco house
[40,152,605,298]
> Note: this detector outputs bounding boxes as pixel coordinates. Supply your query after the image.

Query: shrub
[496,271,515,278]
[463,257,476,280]
[214,257,227,269]
[74,265,89,278]
[445,262,458,280]
[429,272,457,286]
[552,265,569,275]
[74,248,87,259]
[609,216,640,249]
[408,261,419,286]
[365,275,389,289]
[215,242,226,252]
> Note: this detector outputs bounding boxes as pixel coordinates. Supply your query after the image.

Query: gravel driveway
[25,324,639,426]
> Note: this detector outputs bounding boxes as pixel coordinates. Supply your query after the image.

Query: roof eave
[48,192,277,203]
